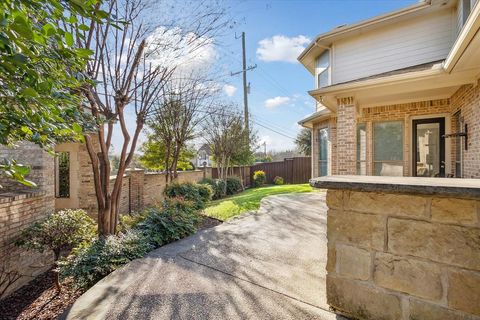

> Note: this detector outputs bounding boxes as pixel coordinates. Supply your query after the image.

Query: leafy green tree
[296,128,312,156]
[0,0,105,182]
[17,209,96,292]
[140,139,194,171]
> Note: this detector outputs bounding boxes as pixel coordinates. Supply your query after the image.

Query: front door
[413,118,445,177]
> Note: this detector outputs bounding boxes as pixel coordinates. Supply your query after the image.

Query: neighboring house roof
[197,144,211,155]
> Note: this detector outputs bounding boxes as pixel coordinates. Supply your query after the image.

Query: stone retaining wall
[325,189,480,320]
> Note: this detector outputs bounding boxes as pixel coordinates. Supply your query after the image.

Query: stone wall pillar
[336,97,357,175]
[127,168,144,213]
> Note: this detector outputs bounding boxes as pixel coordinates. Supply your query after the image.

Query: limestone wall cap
[311,175,480,199]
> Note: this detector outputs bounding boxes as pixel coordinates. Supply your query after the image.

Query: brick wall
[309,79,479,179]
[325,189,480,320]
[451,81,480,178]
[0,143,55,297]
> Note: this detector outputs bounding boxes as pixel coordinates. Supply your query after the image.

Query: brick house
[299,0,480,179]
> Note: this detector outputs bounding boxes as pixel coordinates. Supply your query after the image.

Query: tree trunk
[53,250,61,293]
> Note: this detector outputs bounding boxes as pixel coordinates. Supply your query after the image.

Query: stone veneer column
[336,97,357,175]
[127,168,144,213]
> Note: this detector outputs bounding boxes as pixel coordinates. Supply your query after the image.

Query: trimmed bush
[199,178,226,200]
[226,176,242,195]
[253,170,266,187]
[135,198,200,247]
[273,176,284,185]
[164,181,213,209]
[61,198,201,289]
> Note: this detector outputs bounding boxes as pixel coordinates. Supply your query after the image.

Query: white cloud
[223,84,237,97]
[256,35,311,63]
[145,27,217,74]
[264,96,291,109]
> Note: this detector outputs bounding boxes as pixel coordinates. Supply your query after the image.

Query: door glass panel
[415,123,440,177]
[318,128,329,176]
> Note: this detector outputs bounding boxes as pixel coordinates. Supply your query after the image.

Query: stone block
[431,198,478,226]
[328,210,385,251]
[373,253,443,301]
[409,298,473,320]
[336,245,371,280]
[327,275,402,320]
[345,191,428,217]
[388,218,480,271]
[326,245,336,273]
[448,269,480,316]
[326,190,343,209]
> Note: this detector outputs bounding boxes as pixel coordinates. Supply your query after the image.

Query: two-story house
[299,0,480,179]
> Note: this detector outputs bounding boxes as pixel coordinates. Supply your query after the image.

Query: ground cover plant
[204,184,313,221]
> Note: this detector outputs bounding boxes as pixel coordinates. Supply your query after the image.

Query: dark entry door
[413,118,445,177]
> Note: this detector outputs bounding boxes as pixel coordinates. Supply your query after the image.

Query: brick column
[127,168,144,213]
[336,97,357,175]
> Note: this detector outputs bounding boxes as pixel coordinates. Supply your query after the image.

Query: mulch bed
[0,270,84,320]
[198,215,223,229]
[0,219,221,320]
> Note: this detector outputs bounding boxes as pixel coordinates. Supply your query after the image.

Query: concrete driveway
[64,192,344,320]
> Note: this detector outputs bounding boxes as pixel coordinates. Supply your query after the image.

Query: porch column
[336,97,357,175]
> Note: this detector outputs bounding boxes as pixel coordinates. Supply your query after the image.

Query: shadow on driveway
[64,192,346,320]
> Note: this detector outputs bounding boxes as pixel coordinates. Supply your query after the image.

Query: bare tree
[203,107,247,195]
[75,0,226,235]
[146,75,217,183]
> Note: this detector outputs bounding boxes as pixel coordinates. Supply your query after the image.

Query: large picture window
[357,123,367,175]
[318,127,329,176]
[373,121,404,176]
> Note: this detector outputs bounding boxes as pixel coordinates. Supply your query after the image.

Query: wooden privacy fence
[211,165,251,187]
[211,157,311,186]
[251,157,311,185]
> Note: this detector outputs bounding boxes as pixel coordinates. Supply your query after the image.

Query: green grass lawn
[203,184,313,221]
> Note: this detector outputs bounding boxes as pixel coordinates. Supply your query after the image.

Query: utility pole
[231,32,256,133]
[264,141,267,158]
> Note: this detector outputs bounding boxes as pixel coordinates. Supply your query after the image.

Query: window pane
[319,128,328,161]
[374,162,403,176]
[374,122,403,161]
[316,50,330,88]
[319,161,328,176]
[357,123,366,161]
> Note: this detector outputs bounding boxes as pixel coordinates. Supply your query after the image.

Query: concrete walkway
[64,192,344,320]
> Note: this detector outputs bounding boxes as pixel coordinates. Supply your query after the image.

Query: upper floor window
[316,50,330,88]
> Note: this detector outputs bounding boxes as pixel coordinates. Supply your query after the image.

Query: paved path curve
[64,192,344,320]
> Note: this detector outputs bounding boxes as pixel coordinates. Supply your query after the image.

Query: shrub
[253,170,266,187]
[226,176,242,195]
[59,230,152,289]
[164,182,212,209]
[60,198,201,290]
[273,176,284,185]
[199,178,226,200]
[136,198,200,247]
[17,209,96,291]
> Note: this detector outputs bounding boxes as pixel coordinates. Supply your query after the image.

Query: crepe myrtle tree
[76,0,227,235]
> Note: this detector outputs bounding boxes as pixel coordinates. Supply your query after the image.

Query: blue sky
[215,0,417,152]
[111,0,418,154]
